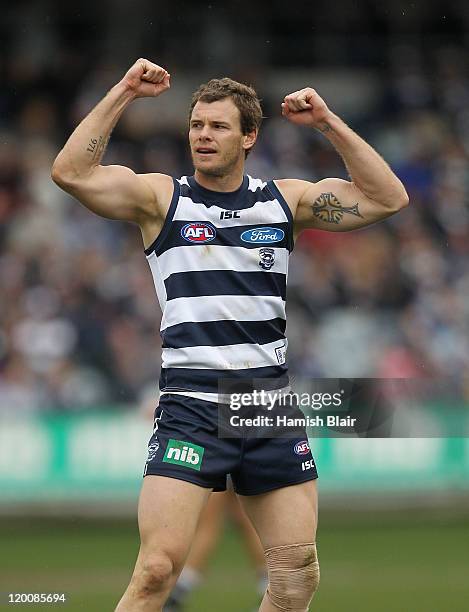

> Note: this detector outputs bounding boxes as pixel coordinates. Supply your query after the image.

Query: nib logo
[163,439,205,471]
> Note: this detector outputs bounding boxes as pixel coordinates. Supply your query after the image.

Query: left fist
[281,88,331,129]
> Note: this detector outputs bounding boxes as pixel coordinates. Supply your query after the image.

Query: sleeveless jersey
[144,175,294,402]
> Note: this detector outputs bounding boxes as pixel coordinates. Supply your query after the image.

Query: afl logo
[181,222,216,243]
[294,441,310,456]
[241,227,284,244]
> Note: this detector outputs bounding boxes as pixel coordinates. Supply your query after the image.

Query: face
[189,98,256,177]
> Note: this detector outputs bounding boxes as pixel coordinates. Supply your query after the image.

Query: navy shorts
[143,393,318,496]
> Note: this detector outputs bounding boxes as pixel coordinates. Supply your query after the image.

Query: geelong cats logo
[259,247,275,270]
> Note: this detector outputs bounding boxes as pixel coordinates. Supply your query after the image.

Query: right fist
[121,58,170,98]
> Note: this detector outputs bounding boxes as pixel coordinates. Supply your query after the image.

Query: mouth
[195,147,217,156]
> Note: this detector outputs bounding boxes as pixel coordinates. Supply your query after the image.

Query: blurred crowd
[1,4,468,411]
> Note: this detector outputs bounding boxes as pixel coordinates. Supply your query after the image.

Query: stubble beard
[191,147,244,179]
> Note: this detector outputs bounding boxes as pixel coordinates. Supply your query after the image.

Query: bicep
[295,178,398,233]
[62,165,157,223]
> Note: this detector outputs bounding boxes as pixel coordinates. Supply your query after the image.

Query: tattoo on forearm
[86,138,98,154]
[311,192,364,224]
[318,122,333,134]
[86,135,109,161]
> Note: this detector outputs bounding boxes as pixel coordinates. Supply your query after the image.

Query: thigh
[144,394,239,492]
[138,475,212,566]
[238,480,318,550]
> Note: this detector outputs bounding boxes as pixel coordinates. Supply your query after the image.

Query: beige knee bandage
[264,542,320,611]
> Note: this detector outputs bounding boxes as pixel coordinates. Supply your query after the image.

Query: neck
[194,166,245,192]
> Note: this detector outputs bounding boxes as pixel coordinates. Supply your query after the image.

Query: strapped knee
[264,542,320,611]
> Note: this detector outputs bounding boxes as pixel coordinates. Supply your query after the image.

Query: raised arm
[51,59,171,224]
[276,88,409,235]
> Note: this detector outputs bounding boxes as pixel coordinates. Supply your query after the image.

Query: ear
[242,129,258,153]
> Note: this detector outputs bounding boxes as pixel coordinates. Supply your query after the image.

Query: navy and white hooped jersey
[144,174,294,402]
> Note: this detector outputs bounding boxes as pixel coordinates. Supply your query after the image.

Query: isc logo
[301,460,315,471]
[294,440,310,455]
[220,210,241,219]
[181,222,216,243]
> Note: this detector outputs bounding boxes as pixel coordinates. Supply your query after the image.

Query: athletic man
[51,58,408,611]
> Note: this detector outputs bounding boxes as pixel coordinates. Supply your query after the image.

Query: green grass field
[1,513,468,611]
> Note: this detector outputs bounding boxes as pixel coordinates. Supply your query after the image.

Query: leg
[184,490,228,571]
[228,487,265,569]
[227,488,268,597]
[115,475,212,612]
[164,491,228,610]
[239,480,319,611]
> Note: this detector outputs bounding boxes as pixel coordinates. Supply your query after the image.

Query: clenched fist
[281,88,332,130]
[120,58,170,98]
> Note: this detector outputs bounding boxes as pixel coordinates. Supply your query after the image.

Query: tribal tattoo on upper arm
[311,192,363,224]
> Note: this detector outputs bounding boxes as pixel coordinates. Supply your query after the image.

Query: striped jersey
[144,174,294,402]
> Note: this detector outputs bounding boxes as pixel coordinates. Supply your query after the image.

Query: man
[52,58,408,612]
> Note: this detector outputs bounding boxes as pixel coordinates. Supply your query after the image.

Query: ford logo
[240,227,284,244]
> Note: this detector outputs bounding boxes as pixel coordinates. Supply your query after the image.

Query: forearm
[317,113,408,208]
[52,82,136,182]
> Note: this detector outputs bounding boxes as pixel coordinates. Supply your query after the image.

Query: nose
[199,124,213,141]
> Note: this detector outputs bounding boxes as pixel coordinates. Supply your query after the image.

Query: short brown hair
[190,78,263,156]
